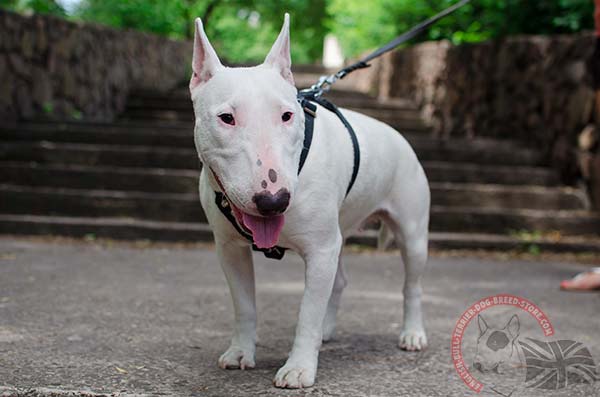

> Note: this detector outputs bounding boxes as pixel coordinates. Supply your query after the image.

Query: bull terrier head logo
[473,314,520,374]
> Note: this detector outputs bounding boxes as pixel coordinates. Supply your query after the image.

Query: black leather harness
[214,92,360,260]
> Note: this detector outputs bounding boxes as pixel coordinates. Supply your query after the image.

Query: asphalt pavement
[0,238,598,396]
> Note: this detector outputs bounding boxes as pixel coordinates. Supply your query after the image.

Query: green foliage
[70,109,83,120]
[328,0,595,58]
[73,0,326,64]
[42,101,54,114]
[1,0,65,16]
[76,0,185,37]
[527,244,541,255]
[0,0,595,62]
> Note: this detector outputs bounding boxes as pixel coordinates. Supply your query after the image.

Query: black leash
[300,0,471,97]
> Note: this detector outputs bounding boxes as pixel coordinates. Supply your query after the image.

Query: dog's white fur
[190,14,430,388]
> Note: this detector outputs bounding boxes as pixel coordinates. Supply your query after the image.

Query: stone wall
[0,10,191,121]
[368,34,597,163]
[352,33,599,198]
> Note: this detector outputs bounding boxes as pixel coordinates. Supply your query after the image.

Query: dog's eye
[281,111,293,122]
[218,113,235,125]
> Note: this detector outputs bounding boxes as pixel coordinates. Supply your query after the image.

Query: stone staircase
[2,76,600,252]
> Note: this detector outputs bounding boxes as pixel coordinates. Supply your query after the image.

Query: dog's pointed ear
[477,314,489,337]
[264,13,294,85]
[505,314,520,338]
[190,17,223,91]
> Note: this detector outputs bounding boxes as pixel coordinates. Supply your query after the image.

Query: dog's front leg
[215,238,256,370]
[274,233,342,388]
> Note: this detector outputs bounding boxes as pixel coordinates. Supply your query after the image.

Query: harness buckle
[303,105,316,118]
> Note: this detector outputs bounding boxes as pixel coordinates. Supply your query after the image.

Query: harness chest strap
[308,96,360,195]
[213,94,360,260]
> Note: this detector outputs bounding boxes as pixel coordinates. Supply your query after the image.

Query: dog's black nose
[473,362,483,372]
[252,188,290,216]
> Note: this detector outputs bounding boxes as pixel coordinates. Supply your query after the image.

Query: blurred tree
[72,0,327,64]
[75,0,185,37]
[0,0,65,16]
[0,0,595,62]
[328,0,595,58]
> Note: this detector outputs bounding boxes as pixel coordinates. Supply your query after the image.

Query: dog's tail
[377,223,394,251]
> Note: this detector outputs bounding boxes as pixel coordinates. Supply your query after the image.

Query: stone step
[430,206,600,236]
[1,184,597,234]
[353,107,424,122]
[1,123,196,147]
[0,123,545,167]
[0,162,560,213]
[0,184,206,223]
[429,183,586,210]
[2,121,428,147]
[348,231,600,254]
[0,214,214,242]
[331,95,418,111]
[423,161,558,186]
[121,104,425,126]
[0,142,201,169]
[0,162,199,192]
[0,139,544,169]
[120,108,430,132]
[138,85,414,110]
[3,119,195,132]
[121,108,195,121]
[123,97,420,113]
[124,88,425,130]
[126,94,417,113]
[1,214,599,253]
[411,137,544,166]
[132,86,381,103]
[4,119,193,133]
[0,163,581,210]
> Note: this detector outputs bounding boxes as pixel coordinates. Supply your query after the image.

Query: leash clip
[301,73,338,98]
[301,0,469,97]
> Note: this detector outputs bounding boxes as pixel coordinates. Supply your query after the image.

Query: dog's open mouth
[231,205,285,249]
[211,168,285,249]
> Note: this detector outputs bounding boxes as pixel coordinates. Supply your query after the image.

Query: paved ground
[0,237,599,397]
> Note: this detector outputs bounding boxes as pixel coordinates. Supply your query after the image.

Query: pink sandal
[560,268,600,291]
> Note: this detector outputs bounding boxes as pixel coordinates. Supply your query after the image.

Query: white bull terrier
[190,14,430,389]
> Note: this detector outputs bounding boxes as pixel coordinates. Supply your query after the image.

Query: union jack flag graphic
[519,338,597,390]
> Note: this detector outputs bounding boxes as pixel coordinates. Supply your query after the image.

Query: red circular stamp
[451,294,555,393]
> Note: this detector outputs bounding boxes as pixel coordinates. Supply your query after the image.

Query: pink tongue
[242,213,285,249]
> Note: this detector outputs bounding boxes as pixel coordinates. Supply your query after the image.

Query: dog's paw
[273,362,316,388]
[218,346,255,370]
[399,328,428,351]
